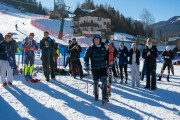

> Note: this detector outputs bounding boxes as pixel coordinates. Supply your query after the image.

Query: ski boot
[95,95,99,101]
[125,80,128,84]
[120,80,123,84]
[102,98,109,106]
[157,76,162,81]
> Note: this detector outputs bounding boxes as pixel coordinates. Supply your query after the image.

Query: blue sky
[37,0,180,22]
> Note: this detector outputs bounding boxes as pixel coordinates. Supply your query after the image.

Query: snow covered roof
[168,37,180,41]
[157,45,176,51]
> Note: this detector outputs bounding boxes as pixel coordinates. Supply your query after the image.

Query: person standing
[8,32,18,74]
[22,33,38,80]
[117,42,129,84]
[68,38,83,79]
[65,40,72,68]
[142,38,158,90]
[0,34,14,86]
[129,43,141,87]
[40,31,56,81]
[157,45,174,82]
[84,34,109,103]
[107,42,118,80]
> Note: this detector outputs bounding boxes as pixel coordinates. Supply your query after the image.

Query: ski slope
[0,3,180,120]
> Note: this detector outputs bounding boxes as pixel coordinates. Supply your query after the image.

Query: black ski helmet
[92,34,102,43]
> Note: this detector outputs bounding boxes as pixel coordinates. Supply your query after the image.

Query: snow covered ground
[0,3,180,120]
[0,62,180,120]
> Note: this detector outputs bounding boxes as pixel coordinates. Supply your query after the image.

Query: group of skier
[0,32,175,104]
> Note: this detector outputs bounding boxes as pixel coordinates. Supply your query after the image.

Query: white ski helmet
[166,45,171,51]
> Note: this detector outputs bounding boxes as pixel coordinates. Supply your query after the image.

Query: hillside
[149,16,180,40]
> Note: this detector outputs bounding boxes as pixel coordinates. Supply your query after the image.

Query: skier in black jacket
[157,45,174,81]
[40,31,56,81]
[68,38,83,79]
[84,35,109,103]
[142,38,158,90]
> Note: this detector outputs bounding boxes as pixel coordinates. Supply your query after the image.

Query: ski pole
[86,67,89,93]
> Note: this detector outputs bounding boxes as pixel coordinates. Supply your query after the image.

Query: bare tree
[140,8,155,28]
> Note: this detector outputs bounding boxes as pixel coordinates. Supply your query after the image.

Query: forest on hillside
[1,0,47,15]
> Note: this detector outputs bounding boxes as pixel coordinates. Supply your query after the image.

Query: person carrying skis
[157,45,174,82]
[84,34,109,104]
[107,42,118,80]
[0,34,15,86]
[129,43,141,87]
[68,38,83,79]
[8,33,18,74]
[22,33,38,81]
[142,38,158,90]
[40,31,56,81]
[117,42,129,84]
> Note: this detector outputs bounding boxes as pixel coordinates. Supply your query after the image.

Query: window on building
[91,27,93,31]
[91,20,93,23]
[99,25,102,28]
[104,22,106,25]
[84,20,85,23]
[98,17,102,21]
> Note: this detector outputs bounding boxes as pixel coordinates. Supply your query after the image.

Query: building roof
[157,45,176,51]
[74,8,111,19]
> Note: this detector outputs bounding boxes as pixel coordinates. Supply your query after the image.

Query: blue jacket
[117,46,129,66]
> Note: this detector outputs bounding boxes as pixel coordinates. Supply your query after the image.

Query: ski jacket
[9,39,18,55]
[107,45,117,62]
[68,43,82,61]
[0,41,13,60]
[161,50,174,65]
[129,48,141,65]
[40,37,55,59]
[84,43,107,69]
[142,45,158,69]
[22,37,38,56]
[117,46,129,66]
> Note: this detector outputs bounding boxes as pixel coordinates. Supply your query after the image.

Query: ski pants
[92,68,108,99]
[42,55,55,79]
[24,54,35,76]
[146,66,157,89]
[141,63,146,80]
[130,61,140,86]
[161,63,171,74]
[71,59,83,77]
[119,64,128,81]
[0,60,13,83]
